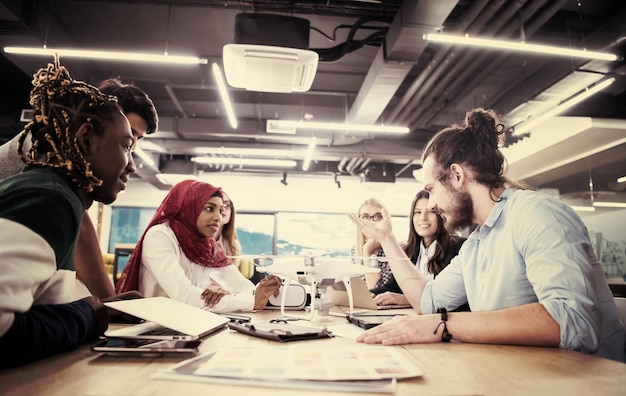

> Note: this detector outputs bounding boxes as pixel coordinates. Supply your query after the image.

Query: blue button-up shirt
[421,187,625,361]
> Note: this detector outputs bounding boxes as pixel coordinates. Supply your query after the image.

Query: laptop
[327,276,412,310]
[104,296,229,341]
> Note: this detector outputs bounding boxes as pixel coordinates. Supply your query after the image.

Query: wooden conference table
[0,308,624,396]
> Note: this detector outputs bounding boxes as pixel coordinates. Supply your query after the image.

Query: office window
[236,213,275,255]
[108,208,409,259]
[275,212,409,257]
[108,207,155,252]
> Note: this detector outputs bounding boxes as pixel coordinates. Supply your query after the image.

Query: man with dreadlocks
[0,59,136,368]
[0,77,158,300]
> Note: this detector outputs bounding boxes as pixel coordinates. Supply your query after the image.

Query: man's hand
[202,283,231,307]
[79,295,108,335]
[348,208,394,243]
[253,275,282,310]
[101,291,144,323]
[356,314,442,345]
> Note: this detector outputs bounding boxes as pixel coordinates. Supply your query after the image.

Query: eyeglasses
[359,212,383,222]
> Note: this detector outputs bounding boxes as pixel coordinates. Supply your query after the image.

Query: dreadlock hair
[402,190,452,276]
[422,108,526,198]
[98,78,158,135]
[17,57,121,193]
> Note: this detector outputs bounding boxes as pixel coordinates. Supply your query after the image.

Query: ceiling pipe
[347,0,458,125]
[347,157,365,176]
[164,84,188,118]
[344,157,359,175]
[416,0,568,129]
[389,0,492,124]
[337,157,349,174]
[412,0,537,127]
[398,0,512,126]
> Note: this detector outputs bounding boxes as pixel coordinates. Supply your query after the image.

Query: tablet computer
[346,314,404,330]
[91,338,201,356]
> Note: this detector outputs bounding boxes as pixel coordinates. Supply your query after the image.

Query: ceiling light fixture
[222,14,319,93]
[592,202,626,208]
[194,147,305,157]
[3,46,208,65]
[617,175,626,184]
[422,34,620,61]
[513,77,615,135]
[266,120,409,134]
[191,157,297,168]
[568,205,596,212]
[302,136,317,171]
[132,147,158,170]
[156,173,199,186]
[212,62,238,129]
[137,140,166,153]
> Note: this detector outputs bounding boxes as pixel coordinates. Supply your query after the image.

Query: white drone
[253,254,381,320]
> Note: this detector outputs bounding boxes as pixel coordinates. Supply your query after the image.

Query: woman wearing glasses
[353,198,391,290]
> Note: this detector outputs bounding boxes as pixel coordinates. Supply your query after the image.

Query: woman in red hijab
[116,180,280,312]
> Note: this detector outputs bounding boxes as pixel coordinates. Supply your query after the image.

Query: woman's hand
[372,291,410,306]
[363,238,382,256]
[253,275,282,310]
[202,283,231,307]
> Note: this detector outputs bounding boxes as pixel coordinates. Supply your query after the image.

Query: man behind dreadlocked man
[0,59,137,368]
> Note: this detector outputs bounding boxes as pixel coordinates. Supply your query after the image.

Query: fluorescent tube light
[267,120,409,134]
[422,34,620,61]
[617,175,626,184]
[156,173,199,186]
[302,136,317,171]
[513,78,615,135]
[593,202,626,208]
[195,147,306,157]
[4,46,208,65]
[212,63,238,129]
[137,140,166,153]
[191,157,297,168]
[132,147,157,170]
[568,205,596,212]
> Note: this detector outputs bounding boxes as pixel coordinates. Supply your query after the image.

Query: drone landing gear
[310,294,334,317]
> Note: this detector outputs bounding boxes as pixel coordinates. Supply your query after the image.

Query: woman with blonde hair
[353,197,391,290]
[215,191,242,262]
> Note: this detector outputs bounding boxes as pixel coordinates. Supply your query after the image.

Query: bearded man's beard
[442,185,474,234]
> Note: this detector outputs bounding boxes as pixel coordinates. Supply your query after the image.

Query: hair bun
[464,108,503,148]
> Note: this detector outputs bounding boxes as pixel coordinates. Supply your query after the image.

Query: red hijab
[116,179,232,293]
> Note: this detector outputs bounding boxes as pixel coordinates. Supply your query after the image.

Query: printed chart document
[152,345,423,393]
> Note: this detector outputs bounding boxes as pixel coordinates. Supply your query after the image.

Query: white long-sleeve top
[138,222,255,313]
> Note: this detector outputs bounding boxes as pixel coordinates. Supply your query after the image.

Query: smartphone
[91,338,201,356]
[346,314,404,330]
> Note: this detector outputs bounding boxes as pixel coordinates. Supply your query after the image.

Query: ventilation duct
[223,13,319,93]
